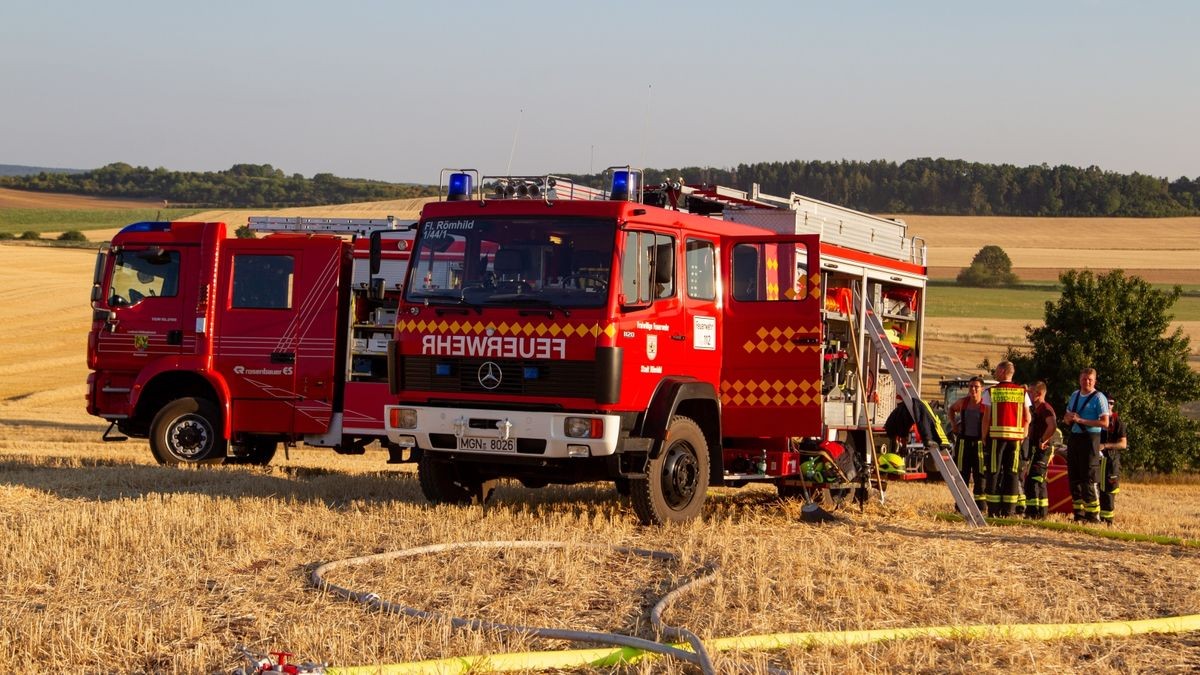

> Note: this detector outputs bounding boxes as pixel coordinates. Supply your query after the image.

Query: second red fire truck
[86,216,415,464]
[384,169,946,524]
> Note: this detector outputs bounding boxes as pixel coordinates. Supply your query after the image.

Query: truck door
[720,235,822,438]
[214,238,344,435]
[93,246,191,369]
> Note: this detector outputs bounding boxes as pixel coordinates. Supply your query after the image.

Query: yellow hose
[327,613,1200,674]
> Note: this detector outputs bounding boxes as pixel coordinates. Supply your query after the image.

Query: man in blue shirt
[1062,367,1110,523]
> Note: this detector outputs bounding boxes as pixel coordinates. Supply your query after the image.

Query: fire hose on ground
[239,531,1200,674]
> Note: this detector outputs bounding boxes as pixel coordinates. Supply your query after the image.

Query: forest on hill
[2,158,1198,215]
[0,162,438,208]
[570,158,1200,217]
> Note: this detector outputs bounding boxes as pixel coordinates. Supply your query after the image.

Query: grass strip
[935,512,1200,547]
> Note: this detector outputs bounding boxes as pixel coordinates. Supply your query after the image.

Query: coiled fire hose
[275,530,1200,675]
[309,541,724,674]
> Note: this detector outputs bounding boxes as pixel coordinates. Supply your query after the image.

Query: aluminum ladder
[247,215,415,238]
[853,287,987,526]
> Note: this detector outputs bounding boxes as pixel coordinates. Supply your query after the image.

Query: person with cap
[1098,395,1127,525]
[1023,381,1058,519]
[948,376,988,513]
[981,361,1031,517]
[1062,367,1110,523]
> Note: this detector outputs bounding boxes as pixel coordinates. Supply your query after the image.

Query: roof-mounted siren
[440,169,479,201]
[606,166,643,202]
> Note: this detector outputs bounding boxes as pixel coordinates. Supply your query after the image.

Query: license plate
[458,436,516,452]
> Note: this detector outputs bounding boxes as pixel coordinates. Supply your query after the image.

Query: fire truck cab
[86,217,414,464]
[385,169,929,524]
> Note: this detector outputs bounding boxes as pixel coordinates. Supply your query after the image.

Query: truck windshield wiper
[422,294,483,314]
[501,296,572,318]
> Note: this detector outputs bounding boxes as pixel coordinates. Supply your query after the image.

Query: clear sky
[1,1,1196,183]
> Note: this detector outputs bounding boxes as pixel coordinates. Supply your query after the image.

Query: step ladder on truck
[382,168,985,524]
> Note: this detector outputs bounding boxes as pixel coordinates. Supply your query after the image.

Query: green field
[926,283,1200,321]
[0,208,201,234]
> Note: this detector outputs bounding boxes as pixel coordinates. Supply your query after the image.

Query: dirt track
[0,187,161,210]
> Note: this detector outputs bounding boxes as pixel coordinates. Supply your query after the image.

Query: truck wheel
[149,397,226,464]
[631,416,709,525]
[226,437,277,466]
[418,453,496,505]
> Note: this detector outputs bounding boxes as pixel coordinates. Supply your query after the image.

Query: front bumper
[384,405,621,458]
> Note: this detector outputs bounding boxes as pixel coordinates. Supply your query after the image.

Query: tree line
[4,158,1199,216]
[0,162,438,208]
[572,158,1200,217]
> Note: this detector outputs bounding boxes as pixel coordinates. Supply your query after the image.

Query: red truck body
[386,172,929,523]
[86,218,413,464]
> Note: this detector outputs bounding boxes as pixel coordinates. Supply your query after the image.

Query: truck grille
[401,356,597,399]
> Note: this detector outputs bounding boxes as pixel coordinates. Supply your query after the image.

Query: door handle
[270,352,296,364]
[670,334,686,341]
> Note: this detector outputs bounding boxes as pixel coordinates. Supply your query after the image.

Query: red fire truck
[384,169,950,524]
[86,216,415,464]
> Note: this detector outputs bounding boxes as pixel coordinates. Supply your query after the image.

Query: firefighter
[1098,395,1127,525]
[1062,368,1110,523]
[1023,381,1058,519]
[981,361,1030,517]
[948,376,987,512]
[883,396,952,469]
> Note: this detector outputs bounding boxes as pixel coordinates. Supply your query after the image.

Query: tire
[226,436,277,466]
[418,453,496,505]
[149,397,227,464]
[631,416,709,525]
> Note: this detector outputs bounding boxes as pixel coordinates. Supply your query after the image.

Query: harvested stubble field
[2,195,1200,672]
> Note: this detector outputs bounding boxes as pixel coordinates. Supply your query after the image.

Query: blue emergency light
[435,363,453,377]
[523,366,541,380]
[610,170,638,201]
[447,172,473,201]
[119,222,173,234]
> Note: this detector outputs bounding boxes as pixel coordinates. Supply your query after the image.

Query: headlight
[389,408,418,429]
[564,417,603,438]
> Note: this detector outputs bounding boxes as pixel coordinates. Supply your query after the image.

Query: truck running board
[101,421,128,443]
[854,288,987,527]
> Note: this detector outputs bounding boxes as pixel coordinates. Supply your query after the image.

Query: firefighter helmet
[878,452,906,475]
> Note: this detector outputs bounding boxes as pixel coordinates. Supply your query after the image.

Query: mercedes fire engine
[384,169,952,525]
[86,216,415,464]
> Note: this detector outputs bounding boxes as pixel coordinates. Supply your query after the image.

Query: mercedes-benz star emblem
[477,361,503,390]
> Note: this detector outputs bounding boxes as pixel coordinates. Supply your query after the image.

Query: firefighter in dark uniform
[982,361,1030,517]
[1063,368,1110,523]
[1023,381,1058,519]
[948,376,987,513]
[1098,395,1127,525]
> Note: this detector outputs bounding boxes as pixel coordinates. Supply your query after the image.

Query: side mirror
[369,231,382,276]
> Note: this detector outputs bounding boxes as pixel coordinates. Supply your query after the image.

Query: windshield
[106,249,180,306]
[405,216,615,308]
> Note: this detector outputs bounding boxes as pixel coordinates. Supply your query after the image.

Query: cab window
[232,255,294,309]
[108,249,180,306]
[731,242,808,302]
[621,231,675,304]
[685,238,715,300]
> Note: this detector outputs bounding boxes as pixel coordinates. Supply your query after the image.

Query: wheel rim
[660,441,700,509]
[167,414,212,460]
